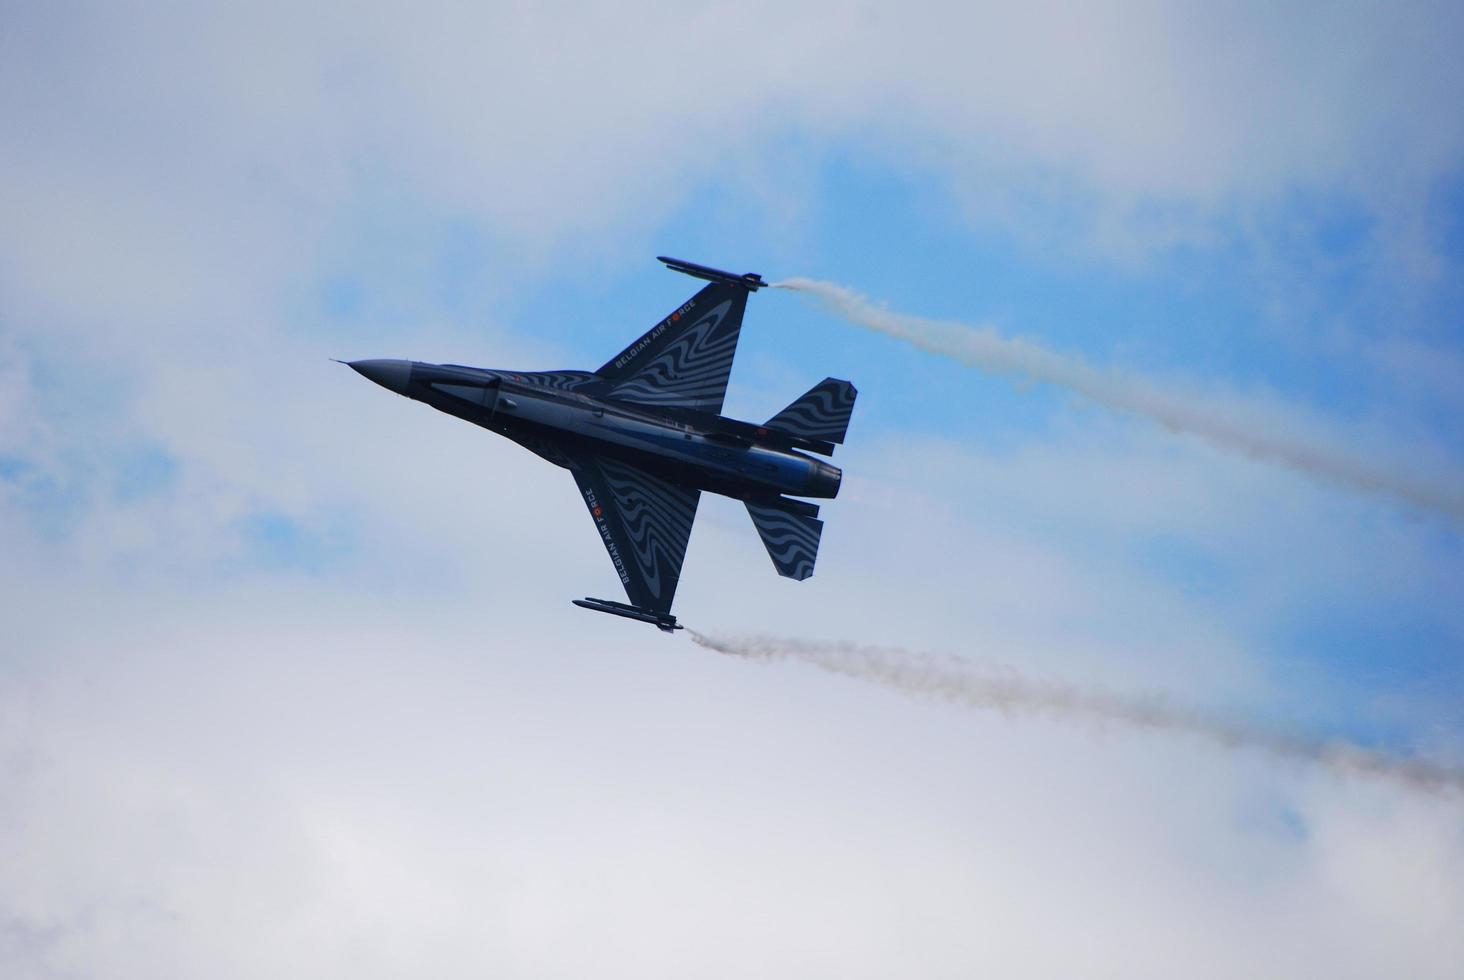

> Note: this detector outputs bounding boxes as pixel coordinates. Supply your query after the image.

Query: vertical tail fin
[746,500,823,581]
[765,378,857,445]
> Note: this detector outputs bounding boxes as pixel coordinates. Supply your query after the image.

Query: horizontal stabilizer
[746,500,823,581]
[765,378,857,445]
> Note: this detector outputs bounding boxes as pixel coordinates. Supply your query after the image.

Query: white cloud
[5,2,1461,304]
[3,4,1463,975]
[5,358,1462,975]
[3,571,1461,978]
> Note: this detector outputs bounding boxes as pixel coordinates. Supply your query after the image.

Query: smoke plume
[776,277,1464,521]
[690,631,1464,795]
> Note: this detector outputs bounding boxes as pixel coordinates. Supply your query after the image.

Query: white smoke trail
[689,631,1464,795]
[776,277,1464,521]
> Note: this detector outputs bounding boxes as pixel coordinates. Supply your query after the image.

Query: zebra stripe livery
[570,452,701,613]
[745,501,824,581]
[765,377,858,444]
[607,300,738,412]
[597,282,748,415]
[510,370,602,392]
[598,458,700,605]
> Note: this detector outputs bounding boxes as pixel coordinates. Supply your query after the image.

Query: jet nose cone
[347,358,413,395]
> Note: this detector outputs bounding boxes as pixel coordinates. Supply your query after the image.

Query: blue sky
[3,4,1463,976]
[290,140,1464,733]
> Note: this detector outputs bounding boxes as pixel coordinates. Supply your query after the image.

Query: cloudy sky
[3,3,1463,976]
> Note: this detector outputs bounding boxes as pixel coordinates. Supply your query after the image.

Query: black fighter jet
[347,257,856,632]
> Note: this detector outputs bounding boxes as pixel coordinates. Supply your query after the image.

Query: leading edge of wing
[594,281,749,415]
[567,452,701,616]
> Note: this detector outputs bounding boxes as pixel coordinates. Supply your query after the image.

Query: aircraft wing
[595,281,750,414]
[567,453,700,615]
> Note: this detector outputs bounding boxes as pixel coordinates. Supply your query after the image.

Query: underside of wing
[595,282,749,414]
[567,453,701,615]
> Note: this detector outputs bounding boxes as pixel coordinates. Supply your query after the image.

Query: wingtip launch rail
[573,597,682,633]
[657,256,768,291]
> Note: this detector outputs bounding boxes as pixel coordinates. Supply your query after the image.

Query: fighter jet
[346,257,856,632]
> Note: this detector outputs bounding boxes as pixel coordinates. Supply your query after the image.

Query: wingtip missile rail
[657,256,767,291]
[572,597,682,633]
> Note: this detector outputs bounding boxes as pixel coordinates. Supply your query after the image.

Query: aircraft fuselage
[362,359,842,504]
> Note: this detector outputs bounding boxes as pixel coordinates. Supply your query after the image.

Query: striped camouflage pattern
[765,377,858,445]
[597,283,748,414]
[508,370,603,392]
[745,501,824,581]
[570,454,701,613]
